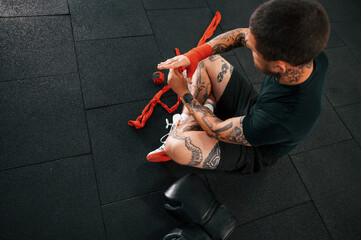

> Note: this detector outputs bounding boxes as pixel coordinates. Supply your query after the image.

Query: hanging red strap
[128,85,181,129]
[197,11,221,46]
[175,48,181,55]
[175,11,221,72]
[128,11,221,129]
[174,48,186,73]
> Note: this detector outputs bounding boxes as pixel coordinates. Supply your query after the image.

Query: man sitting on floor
[147,0,330,173]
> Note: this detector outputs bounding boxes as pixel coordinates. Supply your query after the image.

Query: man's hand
[158,56,193,84]
[168,68,190,97]
[158,55,190,71]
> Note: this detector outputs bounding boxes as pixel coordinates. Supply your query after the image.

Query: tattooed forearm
[176,116,203,133]
[212,122,234,139]
[212,43,234,54]
[183,93,193,104]
[202,142,221,169]
[201,115,233,138]
[182,93,252,146]
[183,93,224,139]
[222,125,249,146]
[208,28,249,54]
[212,29,240,42]
[182,125,203,132]
[201,115,215,128]
[183,93,226,139]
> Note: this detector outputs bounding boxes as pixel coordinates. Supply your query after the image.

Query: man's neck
[276,61,314,85]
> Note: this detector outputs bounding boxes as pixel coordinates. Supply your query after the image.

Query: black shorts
[214,69,274,173]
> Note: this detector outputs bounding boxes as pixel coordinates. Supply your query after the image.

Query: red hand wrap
[184,43,213,78]
[128,12,221,129]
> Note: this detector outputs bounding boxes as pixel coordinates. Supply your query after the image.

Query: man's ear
[275,61,288,73]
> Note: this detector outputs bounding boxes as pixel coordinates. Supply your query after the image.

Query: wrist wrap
[184,43,213,78]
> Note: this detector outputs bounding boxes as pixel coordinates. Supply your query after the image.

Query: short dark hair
[249,0,330,66]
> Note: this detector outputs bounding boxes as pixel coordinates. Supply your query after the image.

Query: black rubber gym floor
[1,0,361,239]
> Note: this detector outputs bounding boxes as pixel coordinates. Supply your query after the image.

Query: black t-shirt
[243,52,328,158]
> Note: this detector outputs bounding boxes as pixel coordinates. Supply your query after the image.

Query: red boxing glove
[184,43,213,78]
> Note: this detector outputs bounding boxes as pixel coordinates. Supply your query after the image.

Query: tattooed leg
[203,142,221,169]
[165,128,220,169]
[208,54,221,62]
[183,61,212,116]
[177,57,234,141]
[202,56,234,101]
[168,133,203,167]
[217,59,231,83]
[182,56,234,117]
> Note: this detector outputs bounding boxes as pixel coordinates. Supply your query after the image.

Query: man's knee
[203,54,221,66]
[165,135,189,165]
[164,135,178,160]
[200,57,213,73]
[164,137,172,157]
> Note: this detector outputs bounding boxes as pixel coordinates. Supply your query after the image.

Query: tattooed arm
[167,68,251,146]
[182,93,252,146]
[157,28,249,73]
[207,28,249,54]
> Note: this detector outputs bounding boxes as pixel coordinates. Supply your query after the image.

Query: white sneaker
[146,114,186,162]
[146,97,215,163]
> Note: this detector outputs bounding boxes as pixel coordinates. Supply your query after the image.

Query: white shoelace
[160,118,181,144]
